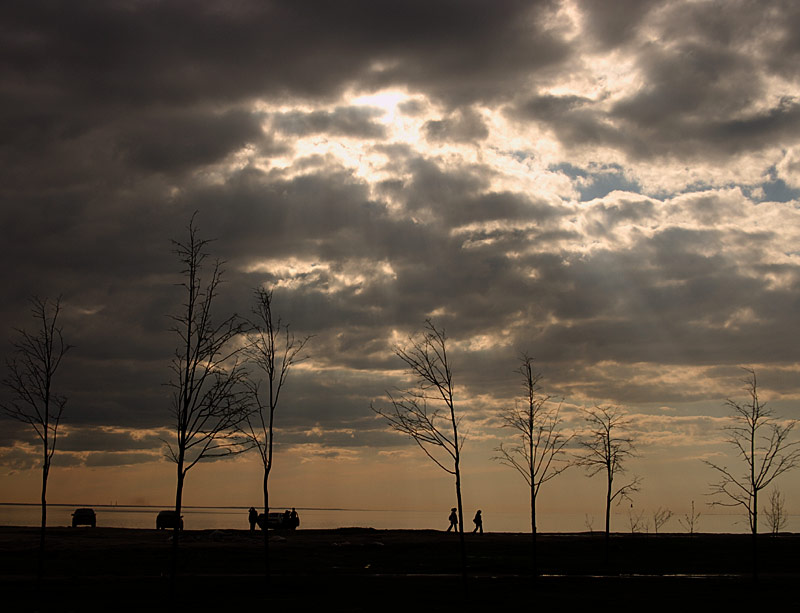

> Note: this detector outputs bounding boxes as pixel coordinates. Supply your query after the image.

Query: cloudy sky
[2,0,800,524]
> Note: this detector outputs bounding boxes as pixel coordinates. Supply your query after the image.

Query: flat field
[1,527,796,611]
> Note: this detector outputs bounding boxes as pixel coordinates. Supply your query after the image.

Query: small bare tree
[577,405,642,555]
[166,215,251,587]
[493,353,571,575]
[704,369,800,575]
[371,319,467,579]
[652,506,673,534]
[243,287,310,579]
[763,489,787,535]
[627,506,647,533]
[1,296,71,579]
[678,500,701,535]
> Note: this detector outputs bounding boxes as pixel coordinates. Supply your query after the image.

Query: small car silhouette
[256,511,299,530]
[71,508,96,528]
[156,510,184,530]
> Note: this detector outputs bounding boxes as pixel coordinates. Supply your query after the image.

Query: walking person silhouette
[447,507,458,532]
[472,510,483,534]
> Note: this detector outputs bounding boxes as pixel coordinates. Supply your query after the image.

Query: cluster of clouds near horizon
[2,0,800,512]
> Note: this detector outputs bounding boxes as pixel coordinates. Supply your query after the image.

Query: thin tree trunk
[170,464,184,596]
[752,490,758,581]
[38,458,48,581]
[454,464,467,586]
[604,480,612,565]
[531,488,537,578]
[263,470,270,582]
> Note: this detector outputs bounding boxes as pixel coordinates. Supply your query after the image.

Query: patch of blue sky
[549,162,642,201]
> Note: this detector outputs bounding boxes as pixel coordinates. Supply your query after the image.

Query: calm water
[1,503,792,533]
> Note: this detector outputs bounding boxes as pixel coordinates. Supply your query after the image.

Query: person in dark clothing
[472,510,483,534]
[248,507,258,531]
[447,507,458,532]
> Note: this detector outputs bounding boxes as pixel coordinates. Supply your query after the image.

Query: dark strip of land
[1,527,796,611]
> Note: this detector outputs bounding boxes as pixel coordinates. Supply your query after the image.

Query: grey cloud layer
[2,1,800,460]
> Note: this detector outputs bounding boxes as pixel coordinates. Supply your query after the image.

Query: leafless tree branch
[703,368,800,535]
[371,319,467,580]
[165,214,252,590]
[1,295,71,578]
[491,353,572,575]
[239,287,311,579]
[576,405,642,552]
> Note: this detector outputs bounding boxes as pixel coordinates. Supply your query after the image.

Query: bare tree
[242,287,310,579]
[577,405,642,555]
[627,506,647,533]
[704,369,800,575]
[652,506,673,534]
[371,319,467,579]
[493,353,571,575]
[1,296,71,579]
[763,488,787,535]
[165,215,251,586]
[678,500,701,535]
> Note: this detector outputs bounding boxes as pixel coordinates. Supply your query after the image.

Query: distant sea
[1,503,792,533]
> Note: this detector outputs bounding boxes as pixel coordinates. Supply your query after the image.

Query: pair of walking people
[447,507,483,533]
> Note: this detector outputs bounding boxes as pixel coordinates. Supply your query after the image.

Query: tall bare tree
[704,369,800,575]
[371,319,467,579]
[1,296,71,579]
[577,405,641,556]
[243,287,310,579]
[165,215,250,585]
[493,354,571,575]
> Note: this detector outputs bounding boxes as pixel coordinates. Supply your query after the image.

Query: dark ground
[1,526,797,611]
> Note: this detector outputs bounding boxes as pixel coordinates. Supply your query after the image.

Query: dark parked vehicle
[156,510,183,530]
[256,511,300,530]
[71,508,96,528]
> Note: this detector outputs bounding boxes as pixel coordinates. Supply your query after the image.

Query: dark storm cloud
[2,0,800,464]
[0,0,569,108]
[117,109,267,172]
[575,0,661,49]
[424,108,489,143]
[272,107,387,139]
[58,428,164,453]
[507,1,800,161]
[400,156,568,226]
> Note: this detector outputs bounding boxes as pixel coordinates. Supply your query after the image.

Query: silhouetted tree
[704,369,800,576]
[577,405,641,557]
[764,488,787,535]
[371,319,467,580]
[627,506,647,533]
[651,506,673,534]
[1,296,70,580]
[165,215,250,588]
[493,353,571,576]
[678,500,701,534]
[242,287,310,579]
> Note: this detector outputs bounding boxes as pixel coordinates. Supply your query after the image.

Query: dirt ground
[1,526,797,611]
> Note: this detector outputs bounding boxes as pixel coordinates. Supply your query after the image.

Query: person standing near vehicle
[248,507,258,531]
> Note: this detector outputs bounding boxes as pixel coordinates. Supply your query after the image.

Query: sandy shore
[2,526,797,610]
